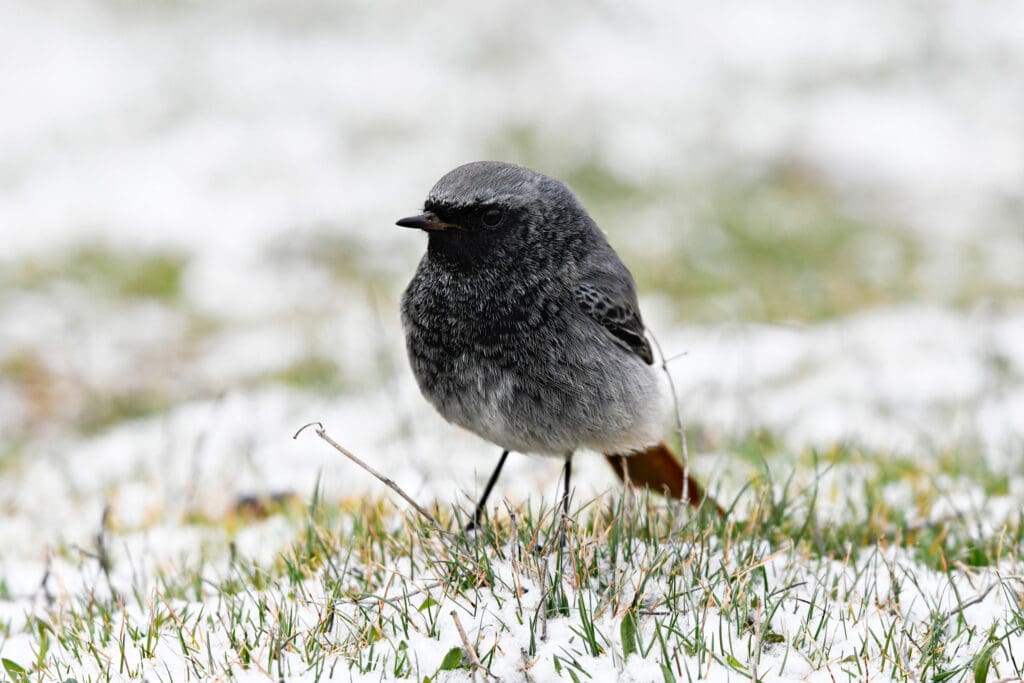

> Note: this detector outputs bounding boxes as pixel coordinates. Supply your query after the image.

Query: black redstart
[398,161,717,526]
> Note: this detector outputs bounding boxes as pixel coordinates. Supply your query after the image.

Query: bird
[398,161,720,528]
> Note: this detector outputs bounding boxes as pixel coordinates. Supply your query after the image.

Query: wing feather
[574,278,654,364]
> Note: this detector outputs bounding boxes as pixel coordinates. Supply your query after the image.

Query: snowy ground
[1,1,1023,681]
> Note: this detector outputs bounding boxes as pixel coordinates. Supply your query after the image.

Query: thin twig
[648,333,690,466]
[293,422,452,538]
[519,647,538,683]
[662,349,690,364]
[450,610,495,681]
[78,504,120,604]
[540,557,549,642]
[649,331,698,508]
[37,551,53,607]
[945,581,999,619]
[750,601,763,683]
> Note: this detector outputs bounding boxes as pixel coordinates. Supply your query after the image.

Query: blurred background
[1,0,1023,562]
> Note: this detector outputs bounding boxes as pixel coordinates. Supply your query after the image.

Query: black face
[417,201,524,270]
[423,200,508,232]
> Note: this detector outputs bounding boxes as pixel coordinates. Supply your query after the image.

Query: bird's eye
[481,208,504,227]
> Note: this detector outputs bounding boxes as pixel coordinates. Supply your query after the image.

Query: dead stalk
[293,421,452,539]
[450,610,495,681]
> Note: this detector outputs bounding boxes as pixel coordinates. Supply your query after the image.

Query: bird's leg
[557,452,573,545]
[561,452,573,519]
[465,450,510,531]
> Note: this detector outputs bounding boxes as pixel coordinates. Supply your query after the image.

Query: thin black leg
[466,450,510,530]
[562,452,573,518]
[556,452,573,547]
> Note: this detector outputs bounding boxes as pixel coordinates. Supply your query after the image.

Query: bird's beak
[395,211,458,231]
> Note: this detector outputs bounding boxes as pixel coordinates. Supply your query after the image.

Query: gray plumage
[400,161,664,456]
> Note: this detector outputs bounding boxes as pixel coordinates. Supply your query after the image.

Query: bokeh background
[2,0,1024,579]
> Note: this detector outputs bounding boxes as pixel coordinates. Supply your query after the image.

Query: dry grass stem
[293,421,452,538]
[450,609,495,681]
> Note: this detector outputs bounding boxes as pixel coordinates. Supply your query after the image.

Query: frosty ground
[2,1,1024,681]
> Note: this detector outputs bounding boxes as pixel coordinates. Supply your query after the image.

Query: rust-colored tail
[605,442,725,516]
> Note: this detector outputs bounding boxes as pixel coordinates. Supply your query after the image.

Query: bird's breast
[403,266,560,377]
[400,259,663,455]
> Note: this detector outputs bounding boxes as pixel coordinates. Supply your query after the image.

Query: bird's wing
[575,262,654,365]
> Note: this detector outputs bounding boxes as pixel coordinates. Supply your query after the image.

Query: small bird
[398,161,719,527]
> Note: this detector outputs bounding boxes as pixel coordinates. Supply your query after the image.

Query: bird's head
[397,161,592,268]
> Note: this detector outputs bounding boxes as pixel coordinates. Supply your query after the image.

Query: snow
[665,305,1024,460]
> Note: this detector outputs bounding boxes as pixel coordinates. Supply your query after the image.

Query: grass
[264,355,352,396]
[7,454,1023,682]
[0,348,182,438]
[0,244,204,442]
[76,388,175,436]
[2,243,188,303]
[627,168,923,323]
[267,229,404,293]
